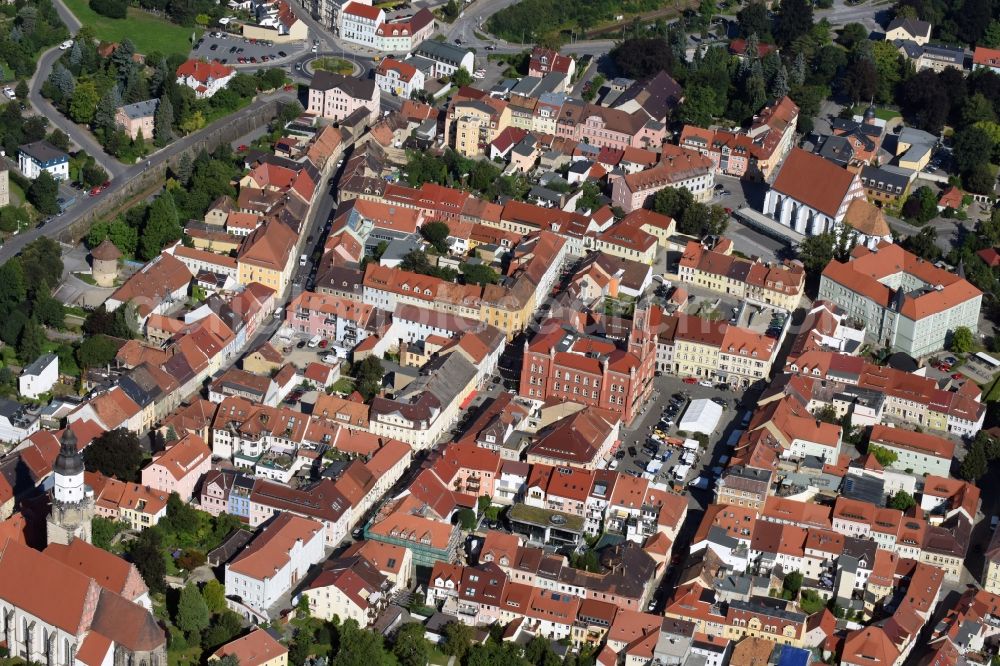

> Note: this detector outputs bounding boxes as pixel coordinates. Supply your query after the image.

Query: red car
[319,339,328,349]
[682,377,698,385]
[237,144,248,152]
[89,185,102,196]
[724,207,733,214]
[951,372,963,379]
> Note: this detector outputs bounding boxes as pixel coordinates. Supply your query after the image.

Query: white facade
[763,175,865,236]
[19,354,58,399]
[375,65,425,98]
[338,2,383,46]
[18,147,69,181]
[225,515,326,616]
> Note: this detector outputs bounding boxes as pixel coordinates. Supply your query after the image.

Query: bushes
[89,0,127,18]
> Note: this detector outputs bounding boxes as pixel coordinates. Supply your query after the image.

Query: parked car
[682,377,698,384]
[698,379,714,387]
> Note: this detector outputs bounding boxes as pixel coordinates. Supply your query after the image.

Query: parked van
[307,335,322,348]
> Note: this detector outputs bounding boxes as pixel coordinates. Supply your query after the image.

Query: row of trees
[87,143,243,260]
[289,613,588,666]
[0,238,69,368]
[0,0,68,80]
[43,32,290,163]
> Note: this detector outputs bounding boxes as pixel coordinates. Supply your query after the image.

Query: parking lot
[614,374,755,498]
[189,31,305,66]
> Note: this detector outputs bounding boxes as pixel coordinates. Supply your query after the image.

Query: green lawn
[60,0,199,57]
[850,105,900,121]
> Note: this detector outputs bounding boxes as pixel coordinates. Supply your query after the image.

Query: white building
[225,513,326,619]
[763,148,865,236]
[375,58,426,98]
[19,353,58,399]
[18,141,69,181]
[338,2,383,47]
[175,59,236,99]
[818,242,982,357]
[0,398,39,443]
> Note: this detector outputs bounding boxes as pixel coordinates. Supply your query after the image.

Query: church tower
[46,428,94,546]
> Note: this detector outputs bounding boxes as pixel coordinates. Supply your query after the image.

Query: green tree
[950,326,975,354]
[460,262,500,286]
[16,316,44,364]
[796,232,835,274]
[140,190,181,259]
[837,22,869,49]
[351,356,385,400]
[965,163,996,195]
[77,334,118,368]
[332,620,393,666]
[420,220,451,253]
[677,85,718,127]
[69,80,99,124]
[0,206,29,233]
[524,636,559,666]
[392,623,431,666]
[782,571,803,596]
[129,528,166,593]
[868,444,898,468]
[201,579,227,614]
[441,622,473,660]
[983,19,1000,47]
[774,0,813,46]
[94,85,123,134]
[91,516,126,551]
[83,428,144,481]
[888,490,916,511]
[28,171,60,215]
[176,583,211,635]
[456,508,477,530]
[954,126,994,173]
[451,67,473,87]
[737,2,770,38]
[960,444,989,481]
[901,186,939,224]
[154,96,173,147]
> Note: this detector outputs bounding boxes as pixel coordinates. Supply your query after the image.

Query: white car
[2,87,15,99]
[59,40,73,50]
[322,354,339,364]
[698,379,713,387]
[473,69,486,79]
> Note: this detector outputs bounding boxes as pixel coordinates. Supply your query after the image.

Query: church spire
[53,428,82,478]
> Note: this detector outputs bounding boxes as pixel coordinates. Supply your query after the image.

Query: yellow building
[453,99,511,158]
[480,275,537,339]
[236,221,298,294]
[672,316,727,379]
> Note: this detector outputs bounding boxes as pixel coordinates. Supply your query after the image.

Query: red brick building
[519,307,658,424]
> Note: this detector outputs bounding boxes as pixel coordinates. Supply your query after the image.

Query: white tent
[679,399,723,435]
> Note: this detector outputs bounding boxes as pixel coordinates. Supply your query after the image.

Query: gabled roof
[771,148,857,217]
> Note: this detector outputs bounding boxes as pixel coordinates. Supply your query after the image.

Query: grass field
[61,0,200,57]
[850,105,900,121]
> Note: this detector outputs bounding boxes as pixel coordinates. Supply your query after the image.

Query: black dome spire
[53,428,83,477]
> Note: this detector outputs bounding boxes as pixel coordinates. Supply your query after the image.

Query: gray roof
[22,353,57,377]
[405,55,438,75]
[119,98,159,120]
[887,16,931,38]
[19,140,68,164]
[310,71,376,99]
[861,165,910,191]
[922,43,965,63]
[510,76,542,96]
[412,39,472,66]
[399,352,477,406]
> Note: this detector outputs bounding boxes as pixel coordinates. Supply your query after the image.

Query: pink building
[307,71,380,122]
[430,442,502,497]
[140,433,212,500]
[285,291,376,345]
